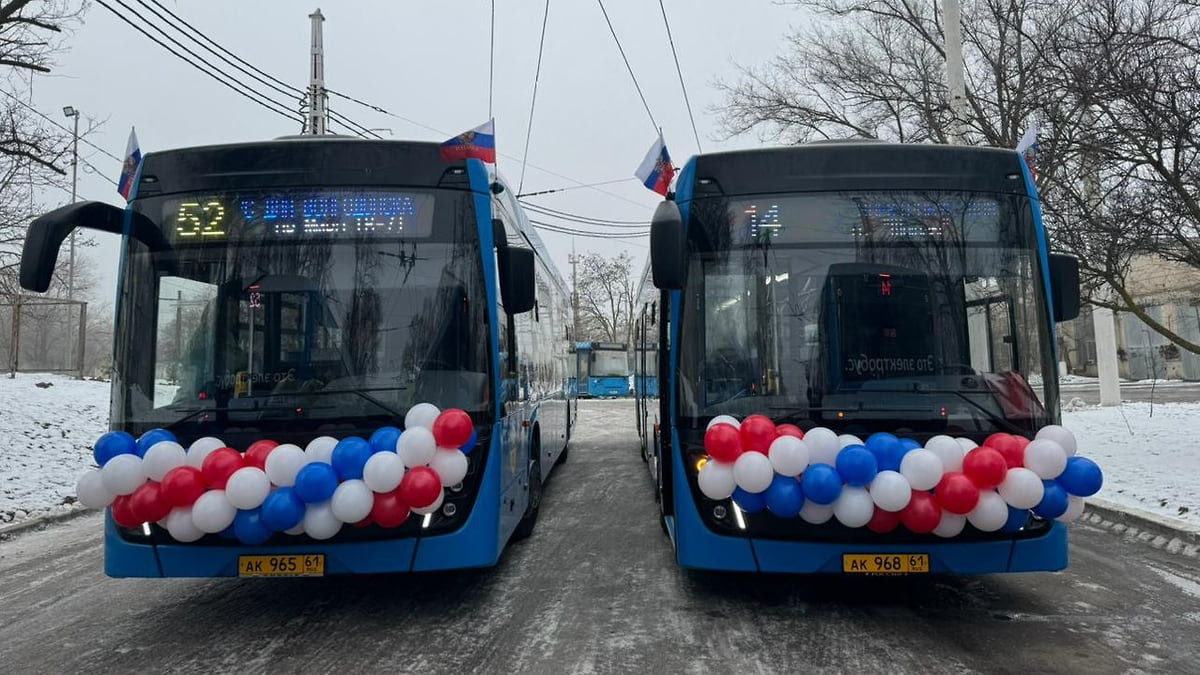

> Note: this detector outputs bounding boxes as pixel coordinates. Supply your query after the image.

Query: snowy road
[2,400,1199,674]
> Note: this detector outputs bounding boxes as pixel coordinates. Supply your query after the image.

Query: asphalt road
[1060,381,1200,405]
[2,400,1198,674]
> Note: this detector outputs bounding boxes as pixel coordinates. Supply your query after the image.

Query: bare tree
[574,251,636,345]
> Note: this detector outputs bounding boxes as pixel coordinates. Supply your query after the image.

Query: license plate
[843,553,929,574]
[238,554,325,577]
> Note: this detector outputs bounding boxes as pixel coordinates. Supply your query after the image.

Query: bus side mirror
[499,246,536,314]
[1048,253,1080,322]
[20,201,169,293]
[650,200,685,290]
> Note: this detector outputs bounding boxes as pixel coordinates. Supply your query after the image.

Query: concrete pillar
[1093,307,1121,406]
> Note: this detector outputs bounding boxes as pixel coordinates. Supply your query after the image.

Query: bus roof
[683,142,1029,197]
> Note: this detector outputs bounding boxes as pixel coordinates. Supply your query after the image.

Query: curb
[1083,497,1199,555]
[0,506,95,539]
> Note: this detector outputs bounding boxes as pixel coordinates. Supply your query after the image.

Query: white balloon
[804,427,840,466]
[1057,495,1086,523]
[869,470,912,512]
[833,486,874,528]
[411,490,445,515]
[697,460,737,500]
[76,469,115,509]
[967,491,1009,532]
[303,501,343,540]
[838,434,864,449]
[142,441,187,481]
[305,436,339,464]
[998,468,1045,509]
[956,437,979,452]
[166,507,205,542]
[1024,439,1068,479]
[330,480,374,523]
[284,522,306,536]
[1035,424,1078,456]
[264,444,308,487]
[397,426,437,468]
[799,499,834,524]
[100,453,146,496]
[899,449,944,491]
[363,451,406,493]
[225,467,272,510]
[186,437,225,469]
[925,435,964,473]
[768,436,809,476]
[429,448,469,487]
[706,414,741,431]
[733,452,774,494]
[191,490,237,533]
[405,402,442,431]
[933,511,967,538]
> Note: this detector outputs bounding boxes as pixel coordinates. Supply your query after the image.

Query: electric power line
[532,219,649,239]
[0,89,123,163]
[489,0,496,119]
[520,201,649,226]
[516,177,635,198]
[596,0,658,132]
[518,0,552,195]
[657,0,702,153]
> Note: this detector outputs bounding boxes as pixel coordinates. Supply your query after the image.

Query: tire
[557,409,570,465]
[514,440,543,540]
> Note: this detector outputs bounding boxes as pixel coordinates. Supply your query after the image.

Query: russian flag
[635,134,675,196]
[117,127,142,201]
[1016,123,1038,180]
[440,119,496,164]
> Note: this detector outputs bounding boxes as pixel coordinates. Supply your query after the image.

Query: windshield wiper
[917,389,1029,435]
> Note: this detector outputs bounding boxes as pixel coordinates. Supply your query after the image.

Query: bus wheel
[515,443,543,540]
[557,412,570,465]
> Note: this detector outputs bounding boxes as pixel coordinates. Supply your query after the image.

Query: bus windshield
[112,187,491,442]
[677,190,1055,436]
[591,351,629,377]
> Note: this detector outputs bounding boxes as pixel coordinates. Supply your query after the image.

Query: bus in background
[638,141,1081,574]
[633,266,664,468]
[569,341,631,398]
[20,137,574,577]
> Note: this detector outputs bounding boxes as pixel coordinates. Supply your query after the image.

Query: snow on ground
[0,373,110,526]
[1063,402,1200,527]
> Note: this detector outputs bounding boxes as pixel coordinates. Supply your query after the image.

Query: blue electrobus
[637,141,1081,573]
[20,137,575,577]
[569,341,631,398]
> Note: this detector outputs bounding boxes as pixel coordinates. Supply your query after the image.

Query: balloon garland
[697,416,1102,537]
[75,403,478,544]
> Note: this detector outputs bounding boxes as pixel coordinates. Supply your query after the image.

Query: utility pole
[569,243,580,342]
[307,8,328,135]
[943,0,968,143]
[63,105,80,375]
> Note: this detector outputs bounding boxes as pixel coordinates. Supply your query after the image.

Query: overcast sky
[29,0,805,306]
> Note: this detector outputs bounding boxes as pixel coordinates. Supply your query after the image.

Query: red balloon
[985,434,1025,469]
[935,472,981,514]
[866,506,902,534]
[962,448,1008,490]
[244,440,279,470]
[370,490,410,528]
[110,494,142,528]
[777,424,805,440]
[129,482,171,524]
[901,492,942,533]
[201,447,245,490]
[704,423,743,463]
[399,466,442,509]
[1011,436,1031,451]
[739,415,778,453]
[160,466,207,508]
[352,513,375,529]
[432,409,474,448]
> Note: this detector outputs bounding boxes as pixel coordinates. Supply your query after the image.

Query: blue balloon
[837,445,879,486]
[294,462,339,503]
[866,434,905,472]
[899,438,923,452]
[218,524,238,539]
[234,508,274,546]
[331,437,373,481]
[1001,506,1030,533]
[261,488,305,531]
[800,463,843,505]
[135,428,178,456]
[1058,456,1103,497]
[93,431,137,467]
[460,428,479,455]
[764,475,804,517]
[368,427,402,454]
[1033,480,1070,519]
[732,487,766,513]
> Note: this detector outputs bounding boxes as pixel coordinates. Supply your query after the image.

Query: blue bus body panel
[154,535,420,577]
[1009,522,1069,572]
[414,427,505,571]
[587,376,628,397]
[751,533,1064,574]
[671,437,757,571]
[104,516,162,578]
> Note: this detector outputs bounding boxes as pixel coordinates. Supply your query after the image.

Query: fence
[1,296,88,379]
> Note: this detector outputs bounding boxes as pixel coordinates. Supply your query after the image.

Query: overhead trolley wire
[596,0,658,132]
[0,89,123,164]
[657,0,703,152]
[520,202,649,227]
[518,0,552,195]
[531,220,649,239]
